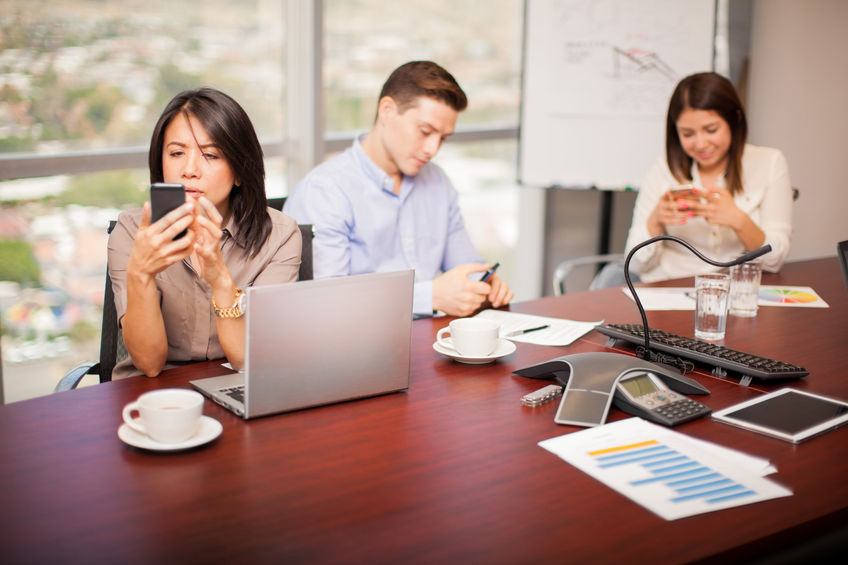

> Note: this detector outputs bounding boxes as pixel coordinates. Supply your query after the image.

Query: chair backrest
[297,224,314,281]
[267,196,313,281]
[98,220,122,382]
[552,254,625,296]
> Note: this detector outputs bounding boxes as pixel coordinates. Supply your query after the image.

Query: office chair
[551,187,800,296]
[268,196,314,281]
[552,254,625,296]
[55,220,123,392]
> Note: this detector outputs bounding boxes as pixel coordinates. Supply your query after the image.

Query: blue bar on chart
[590,440,757,505]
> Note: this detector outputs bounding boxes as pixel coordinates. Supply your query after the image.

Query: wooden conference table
[1,258,846,564]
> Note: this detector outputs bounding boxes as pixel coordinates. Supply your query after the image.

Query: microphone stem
[623,236,771,358]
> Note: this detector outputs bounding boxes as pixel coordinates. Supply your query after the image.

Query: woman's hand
[123,201,195,377]
[127,201,196,284]
[192,196,230,290]
[690,187,747,231]
[647,190,697,235]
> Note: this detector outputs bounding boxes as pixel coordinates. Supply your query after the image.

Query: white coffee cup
[122,389,204,444]
[436,318,500,357]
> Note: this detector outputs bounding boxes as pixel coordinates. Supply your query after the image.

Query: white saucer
[433,338,516,364]
[118,415,223,452]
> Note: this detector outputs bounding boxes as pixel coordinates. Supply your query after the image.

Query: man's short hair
[378,61,468,114]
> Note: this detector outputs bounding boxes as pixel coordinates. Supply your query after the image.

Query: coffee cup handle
[436,327,454,350]
[122,401,147,435]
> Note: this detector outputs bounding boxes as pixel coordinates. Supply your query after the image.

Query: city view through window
[1,0,522,402]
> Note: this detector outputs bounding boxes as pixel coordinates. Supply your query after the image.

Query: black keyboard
[596,323,809,381]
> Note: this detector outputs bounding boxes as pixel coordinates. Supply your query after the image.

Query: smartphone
[150,183,188,239]
[668,183,696,196]
[668,183,704,204]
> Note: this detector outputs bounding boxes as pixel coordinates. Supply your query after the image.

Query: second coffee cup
[436,318,500,357]
[122,388,204,444]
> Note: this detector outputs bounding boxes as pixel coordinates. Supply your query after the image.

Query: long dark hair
[148,87,270,256]
[666,72,748,195]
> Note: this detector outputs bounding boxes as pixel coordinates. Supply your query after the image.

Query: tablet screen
[724,390,848,434]
[714,388,848,443]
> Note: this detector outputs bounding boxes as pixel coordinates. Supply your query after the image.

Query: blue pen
[480,262,500,282]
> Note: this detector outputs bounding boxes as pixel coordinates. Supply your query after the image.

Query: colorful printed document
[539,418,792,520]
[756,285,829,308]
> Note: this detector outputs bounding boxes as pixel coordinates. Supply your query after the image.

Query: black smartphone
[150,183,188,239]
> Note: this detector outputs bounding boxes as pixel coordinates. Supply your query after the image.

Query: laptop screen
[839,240,848,290]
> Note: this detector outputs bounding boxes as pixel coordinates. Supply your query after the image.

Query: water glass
[694,272,730,341]
[729,262,762,317]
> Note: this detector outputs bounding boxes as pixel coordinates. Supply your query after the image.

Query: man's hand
[433,263,513,317]
[486,274,514,308]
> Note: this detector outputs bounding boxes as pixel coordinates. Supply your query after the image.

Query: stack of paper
[539,418,791,520]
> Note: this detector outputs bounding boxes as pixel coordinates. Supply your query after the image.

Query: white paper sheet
[621,287,696,310]
[473,309,601,347]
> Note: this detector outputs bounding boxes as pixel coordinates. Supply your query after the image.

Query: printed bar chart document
[539,418,792,520]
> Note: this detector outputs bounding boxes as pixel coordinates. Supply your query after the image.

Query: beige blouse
[107,207,301,379]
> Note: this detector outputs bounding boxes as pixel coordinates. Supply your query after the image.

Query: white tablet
[713,388,848,444]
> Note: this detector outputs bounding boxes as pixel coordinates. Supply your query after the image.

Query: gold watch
[212,287,245,318]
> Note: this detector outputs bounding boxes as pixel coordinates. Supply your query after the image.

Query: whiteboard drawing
[520,0,716,189]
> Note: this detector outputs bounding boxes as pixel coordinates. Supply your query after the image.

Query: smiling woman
[621,72,795,284]
[107,88,302,380]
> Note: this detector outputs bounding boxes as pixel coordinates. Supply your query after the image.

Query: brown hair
[148,87,270,256]
[376,61,468,117]
[666,72,748,195]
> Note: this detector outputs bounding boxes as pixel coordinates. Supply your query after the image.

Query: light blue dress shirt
[284,135,483,314]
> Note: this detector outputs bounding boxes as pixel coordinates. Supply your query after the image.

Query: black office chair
[55,221,123,392]
[268,196,314,281]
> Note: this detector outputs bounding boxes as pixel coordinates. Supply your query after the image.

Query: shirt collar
[220,209,240,247]
[690,161,726,188]
[352,134,410,196]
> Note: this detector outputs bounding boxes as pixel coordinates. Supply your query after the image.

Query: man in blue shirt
[285,61,514,317]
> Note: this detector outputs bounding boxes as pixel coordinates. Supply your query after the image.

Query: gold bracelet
[212,287,245,318]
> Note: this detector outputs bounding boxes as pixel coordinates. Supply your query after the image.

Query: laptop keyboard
[221,385,245,403]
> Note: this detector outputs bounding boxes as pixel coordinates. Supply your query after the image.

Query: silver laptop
[190,269,413,419]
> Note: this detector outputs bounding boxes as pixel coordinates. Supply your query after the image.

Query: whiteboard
[519,0,716,189]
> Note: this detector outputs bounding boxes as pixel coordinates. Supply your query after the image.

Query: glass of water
[729,262,763,317]
[695,272,730,341]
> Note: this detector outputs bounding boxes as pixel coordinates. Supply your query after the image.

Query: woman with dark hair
[623,72,793,282]
[108,87,301,378]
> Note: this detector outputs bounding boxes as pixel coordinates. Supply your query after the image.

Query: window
[1,0,285,401]
[1,0,524,402]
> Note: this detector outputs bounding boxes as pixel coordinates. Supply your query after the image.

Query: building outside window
[1,0,522,402]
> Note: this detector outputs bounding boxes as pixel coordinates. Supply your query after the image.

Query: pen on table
[507,324,550,337]
[479,262,500,282]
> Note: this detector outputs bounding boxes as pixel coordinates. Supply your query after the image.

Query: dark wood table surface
[1,258,846,564]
